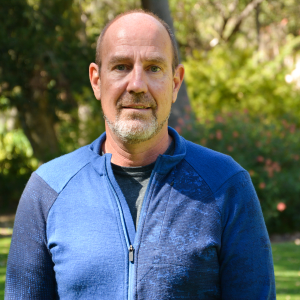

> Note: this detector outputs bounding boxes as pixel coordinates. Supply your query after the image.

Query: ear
[172,64,185,104]
[89,63,101,100]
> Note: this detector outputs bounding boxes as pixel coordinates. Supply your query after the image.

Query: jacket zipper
[106,156,161,300]
[129,245,134,262]
[106,173,135,300]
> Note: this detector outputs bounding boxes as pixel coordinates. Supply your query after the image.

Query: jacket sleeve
[215,171,276,300]
[5,172,58,299]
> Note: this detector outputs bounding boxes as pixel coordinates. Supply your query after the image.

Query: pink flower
[264,161,281,178]
[259,182,266,189]
[277,202,286,212]
[290,124,296,134]
[216,130,222,140]
[177,118,184,125]
[215,115,224,123]
[266,159,272,166]
[227,146,233,152]
[187,124,192,131]
[175,126,182,134]
[257,156,264,163]
[281,119,289,129]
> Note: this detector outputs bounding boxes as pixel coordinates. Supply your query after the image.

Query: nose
[126,66,148,94]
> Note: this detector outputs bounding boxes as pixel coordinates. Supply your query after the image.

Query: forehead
[101,13,173,62]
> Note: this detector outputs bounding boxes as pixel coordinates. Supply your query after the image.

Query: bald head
[95,10,179,73]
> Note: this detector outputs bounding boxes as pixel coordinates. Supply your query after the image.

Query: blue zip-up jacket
[5,127,276,299]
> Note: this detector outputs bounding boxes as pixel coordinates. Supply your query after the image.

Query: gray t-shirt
[111,140,175,229]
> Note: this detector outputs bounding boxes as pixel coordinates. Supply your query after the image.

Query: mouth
[122,105,151,109]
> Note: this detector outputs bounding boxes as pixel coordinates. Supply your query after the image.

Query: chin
[112,119,159,144]
[104,112,170,144]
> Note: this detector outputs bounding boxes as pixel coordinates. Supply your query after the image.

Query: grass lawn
[0,237,299,299]
[273,242,300,300]
[0,237,11,299]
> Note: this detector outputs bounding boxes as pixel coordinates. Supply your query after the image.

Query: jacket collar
[89,126,186,175]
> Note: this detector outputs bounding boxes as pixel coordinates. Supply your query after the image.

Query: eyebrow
[144,56,168,67]
[108,55,168,68]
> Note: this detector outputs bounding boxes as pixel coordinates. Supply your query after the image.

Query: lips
[117,93,157,110]
[122,105,151,109]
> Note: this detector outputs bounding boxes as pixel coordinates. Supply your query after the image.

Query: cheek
[101,76,127,100]
[151,78,173,101]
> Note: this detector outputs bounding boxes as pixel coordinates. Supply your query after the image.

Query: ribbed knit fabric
[5,173,58,299]
[5,127,276,299]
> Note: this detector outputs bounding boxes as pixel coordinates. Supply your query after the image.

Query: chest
[135,172,221,299]
[47,164,222,299]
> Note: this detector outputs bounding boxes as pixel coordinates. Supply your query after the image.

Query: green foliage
[0,127,37,212]
[184,40,300,123]
[169,0,300,60]
[1,0,300,233]
[75,87,106,147]
[0,0,95,161]
[182,112,300,233]
[182,37,300,233]
[82,0,140,39]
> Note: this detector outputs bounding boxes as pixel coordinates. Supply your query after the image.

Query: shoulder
[35,144,96,194]
[183,138,245,193]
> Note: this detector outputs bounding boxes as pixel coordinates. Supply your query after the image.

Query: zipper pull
[129,245,134,263]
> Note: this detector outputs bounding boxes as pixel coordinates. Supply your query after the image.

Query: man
[6,10,275,299]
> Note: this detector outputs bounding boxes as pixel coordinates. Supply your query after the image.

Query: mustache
[117,92,157,109]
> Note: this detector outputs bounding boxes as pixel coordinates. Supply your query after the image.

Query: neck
[102,124,172,167]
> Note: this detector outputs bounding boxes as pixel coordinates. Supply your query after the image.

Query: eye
[116,65,126,71]
[150,66,161,72]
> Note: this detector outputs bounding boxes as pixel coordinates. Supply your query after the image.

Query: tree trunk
[16,68,61,162]
[226,0,265,42]
[255,4,261,50]
[17,96,60,163]
[141,0,192,130]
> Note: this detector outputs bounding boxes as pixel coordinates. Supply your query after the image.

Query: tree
[0,0,92,161]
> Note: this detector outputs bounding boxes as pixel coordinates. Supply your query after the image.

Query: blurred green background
[1,0,299,233]
[0,0,300,297]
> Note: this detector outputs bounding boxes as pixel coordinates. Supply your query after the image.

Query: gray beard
[103,111,170,144]
[102,92,171,144]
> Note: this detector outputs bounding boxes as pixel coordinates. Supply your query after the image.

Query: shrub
[182,112,300,234]
[184,42,300,126]
[0,129,38,212]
